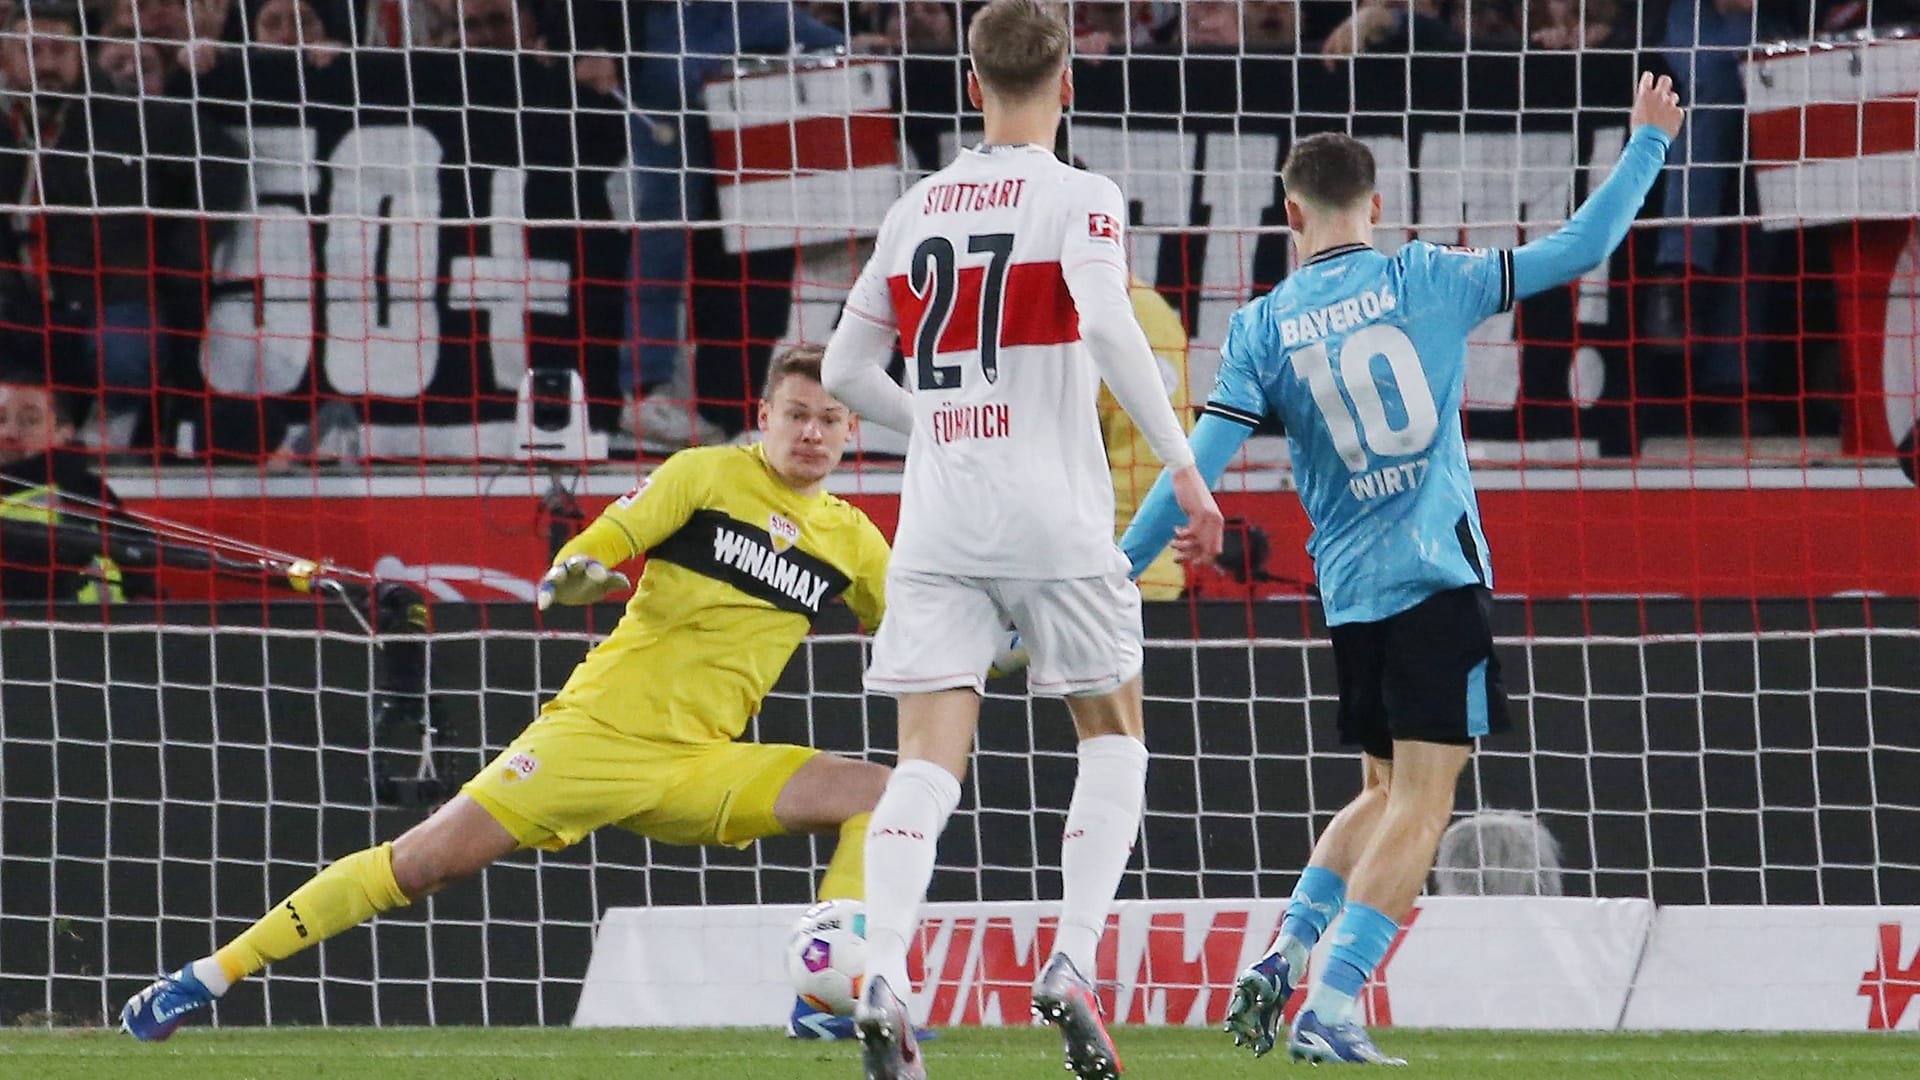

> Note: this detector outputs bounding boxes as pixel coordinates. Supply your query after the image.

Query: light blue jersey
[1209,241,1509,624]
[1120,125,1675,625]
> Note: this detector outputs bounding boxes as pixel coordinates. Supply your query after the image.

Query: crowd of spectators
[0,0,1914,464]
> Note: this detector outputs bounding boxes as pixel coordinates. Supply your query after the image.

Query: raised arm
[1511,73,1684,301]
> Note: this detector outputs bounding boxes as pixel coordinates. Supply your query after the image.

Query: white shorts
[866,570,1144,698]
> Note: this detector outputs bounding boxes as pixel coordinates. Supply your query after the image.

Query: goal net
[0,0,1917,1031]
[3,610,1917,1026]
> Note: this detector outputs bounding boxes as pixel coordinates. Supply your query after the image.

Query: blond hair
[966,0,1070,99]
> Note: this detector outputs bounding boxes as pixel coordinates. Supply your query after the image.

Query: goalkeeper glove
[536,554,631,610]
[987,630,1029,679]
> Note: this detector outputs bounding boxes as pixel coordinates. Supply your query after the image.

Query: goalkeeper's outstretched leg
[122,750,887,1041]
[119,794,519,1041]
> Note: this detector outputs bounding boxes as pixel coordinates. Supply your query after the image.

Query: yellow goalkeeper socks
[211,842,412,985]
[816,813,870,902]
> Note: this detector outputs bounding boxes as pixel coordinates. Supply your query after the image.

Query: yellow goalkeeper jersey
[545,443,890,742]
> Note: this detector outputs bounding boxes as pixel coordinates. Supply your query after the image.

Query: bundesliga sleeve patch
[1439,244,1489,256]
[613,478,651,508]
[1088,212,1121,241]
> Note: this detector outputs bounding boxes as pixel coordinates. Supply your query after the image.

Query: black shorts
[1328,585,1511,760]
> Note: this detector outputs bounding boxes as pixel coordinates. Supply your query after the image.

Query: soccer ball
[786,898,867,1015]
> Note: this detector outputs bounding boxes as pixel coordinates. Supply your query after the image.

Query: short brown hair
[761,344,825,401]
[967,0,1070,99]
[1281,133,1377,211]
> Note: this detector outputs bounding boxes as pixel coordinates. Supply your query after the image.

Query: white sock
[190,955,231,997]
[862,759,962,1004]
[1053,734,1149,975]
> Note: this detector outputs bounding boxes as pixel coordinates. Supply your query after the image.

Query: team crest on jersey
[1088,212,1121,242]
[768,512,801,553]
[501,752,539,783]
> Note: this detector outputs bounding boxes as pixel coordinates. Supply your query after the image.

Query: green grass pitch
[3,1026,1911,1079]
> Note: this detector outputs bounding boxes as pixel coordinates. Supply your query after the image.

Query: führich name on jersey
[922,178,1026,215]
[1280,286,1398,346]
[932,402,1011,444]
[711,526,833,610]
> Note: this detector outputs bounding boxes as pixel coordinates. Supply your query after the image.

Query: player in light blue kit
[1120,73,1685,1065]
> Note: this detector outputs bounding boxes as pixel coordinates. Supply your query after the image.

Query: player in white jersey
[821,3,1222,1078]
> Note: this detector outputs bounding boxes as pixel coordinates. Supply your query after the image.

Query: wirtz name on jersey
[711,526,833,610]
[1280,286,1398,347]
[1349,458,1431,502]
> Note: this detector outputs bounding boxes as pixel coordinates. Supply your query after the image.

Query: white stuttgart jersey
[842,144,1133,579]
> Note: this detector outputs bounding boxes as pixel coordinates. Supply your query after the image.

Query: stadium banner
[1746,33,1920,455]
[173,48,1634,453]
[571,897,1653,1029]
[1746,35,1920,228]
[705,57,904,253]
[1623,905,1920,1031]
[191,51,632,446]
[170,45,1920,457]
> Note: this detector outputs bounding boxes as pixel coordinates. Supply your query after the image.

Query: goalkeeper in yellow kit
[121,347,893,1041]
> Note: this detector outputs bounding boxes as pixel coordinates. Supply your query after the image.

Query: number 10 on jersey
[1293,324,1441,473]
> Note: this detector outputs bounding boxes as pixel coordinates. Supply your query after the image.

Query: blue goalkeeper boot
[789,996,858,1040]
[1288,1008,1406,1066]
[1222,951,1298,1057]
[119,966,217,1041]
[788,997,936,1042]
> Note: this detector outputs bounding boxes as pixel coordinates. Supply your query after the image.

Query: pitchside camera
[513,368,608,461]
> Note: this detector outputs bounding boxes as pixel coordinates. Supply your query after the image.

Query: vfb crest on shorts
[768,513,801,553]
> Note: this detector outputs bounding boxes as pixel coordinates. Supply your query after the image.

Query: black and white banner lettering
[194,52,630,443]
[193,48,1651,450]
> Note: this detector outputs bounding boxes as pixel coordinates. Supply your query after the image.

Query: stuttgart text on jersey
[921,178,1026,215]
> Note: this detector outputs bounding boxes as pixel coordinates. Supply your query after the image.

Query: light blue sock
[1306,902,1400,1025]
[1275,866,1346,955]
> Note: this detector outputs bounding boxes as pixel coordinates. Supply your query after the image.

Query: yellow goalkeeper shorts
[460,703,818,851]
